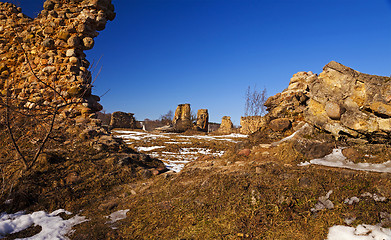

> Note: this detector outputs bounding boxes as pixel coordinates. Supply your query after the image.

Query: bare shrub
[244,85,267,116]
[159,110,173,125]
[0,31,95,172]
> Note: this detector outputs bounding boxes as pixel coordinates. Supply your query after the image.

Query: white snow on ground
[135,146,165,152]
[0,209,87,240]
[180,148,225,156]
[114,130,242,172]
[344,196,360,205]
[178,133,247,143]
[298,148,391,173]
[165,141,192,144]
[105,209,129,225]
[112,130,169,140]
[327,224,391,240]
[165,160,191,173]
[270,123,310,147]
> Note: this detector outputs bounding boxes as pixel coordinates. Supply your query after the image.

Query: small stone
[43,26,54,35]
[42,66,56,74]
[238,148,251,157]
[58,31,70,41]
[378,119,391,132]
[69,57,78,64]
[66,49,76,57]
[68,85,84,96]
[150,168,160,175]
[42,38,55,49]
[67,36,80,47]
[82,37,94,50]
[43,0,55,10]
[269,118,291,132]
[325,102,342,120]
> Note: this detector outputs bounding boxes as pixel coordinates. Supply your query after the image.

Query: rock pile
[263,61,391,142]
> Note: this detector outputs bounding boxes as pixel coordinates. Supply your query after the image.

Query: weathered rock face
[0,0,115,118]
[218,116,233,134]
[240,116,265,134]
[110,111,137,129]
[173,104,192,131]
[264,61,391,142]
[196,109,208,132]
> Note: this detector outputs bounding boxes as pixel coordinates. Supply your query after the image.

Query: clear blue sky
[11,0,391,124]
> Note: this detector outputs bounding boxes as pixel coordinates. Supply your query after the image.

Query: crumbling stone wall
[110,111,137,129]
[240,116,265,134]
[218,116,233,134]
[264,61,391,141]
[173,103,191,131]
[0,0,122,163]
[195,109,208,132]
[0,0,115,118]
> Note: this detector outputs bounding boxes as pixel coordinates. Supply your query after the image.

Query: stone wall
[240,116,265,134]
[0,0,115,118]
[264,61,391,141]
[110,111,136,129]
[0,0,122,163]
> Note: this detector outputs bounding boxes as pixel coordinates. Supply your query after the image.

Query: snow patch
[327,224,391,240]
[0,209,88,240]
[344,196,360,205]
[105,209,129,225]
[271,123,309,146]
[361,192,387,202]
[299,148,391,173]
[136,146,165,152]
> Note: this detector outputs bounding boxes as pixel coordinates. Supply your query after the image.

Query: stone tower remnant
[173,104,192,131]
[218,116,234,134]
[196,109,209,132]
